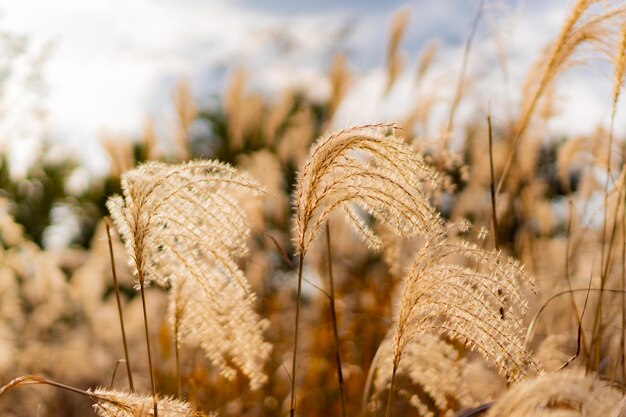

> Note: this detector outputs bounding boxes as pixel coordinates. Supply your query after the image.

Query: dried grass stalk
[92,387,210,417]
[391,223,538,384]
[107,160,271,390]
[294,124,442,256]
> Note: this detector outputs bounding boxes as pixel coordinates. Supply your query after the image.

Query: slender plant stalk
[609,186,626,386]
[593,25,626,371]
[487,115,499,250]
[590,178,623,370]
[488,116,508,327]
[360,337,385,417]
[526,287,626,344]
[621,193,626,391]
[557,271,594,371]
[109,360,124,388]
[104,218,135,392]
[138,270,158,417]
[384,366,398,417]
[290,253,304,417]
[456,403,493,417]
[174,317,182,398]
[591,133,614,369]
[563,201,588,360]
[0,375,96,399]
[325,221,347,417]
[442,0,484,149]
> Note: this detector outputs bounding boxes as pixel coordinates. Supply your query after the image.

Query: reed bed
[1,2,626,416]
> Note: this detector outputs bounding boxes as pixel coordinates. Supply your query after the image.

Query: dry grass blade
[107,160,272,390]
[294,123,442,256]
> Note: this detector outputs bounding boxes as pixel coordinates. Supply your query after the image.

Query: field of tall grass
[1,1,626,416]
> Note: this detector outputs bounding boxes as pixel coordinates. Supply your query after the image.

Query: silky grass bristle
[369,334,470,417]
[91,388,210,417]
[484,370,622,417]
[294,123,442,256]
[391,224,538,385]
[107,160,271,390]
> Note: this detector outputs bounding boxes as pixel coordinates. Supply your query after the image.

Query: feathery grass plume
[294,123,442,256]
[415,40,438,86]
[91,388,210,417]
[107,160,272,390]
[499,0,626,194]
[398,41,439,139]
[172,80,195,161]
[263,91,294,145]
[277,106,315,166]
[385,8,409,92]
[290,124,441,417]
[0,375,212,417]
[326,53,352,123]
[141,116,159,161]
[612,24,626,116]
[225,68,264,152]
[368,334,470,417]
[101,134,136,179]
[391,222,537,386]
[484,370,623,417]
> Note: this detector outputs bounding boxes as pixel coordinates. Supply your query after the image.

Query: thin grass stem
[138,272,158,417]
[591,177,623,369]
[104,218,135,392]
[0,375,96,400]
[289,253,304,417]
[564,201,588,360]
[443,0,484,149]
[487,114,499,250]
[526,287,626,345]
[174,316,182,398]
[384,365,398,417]
[326,221,347,417]
[621,190,626,391]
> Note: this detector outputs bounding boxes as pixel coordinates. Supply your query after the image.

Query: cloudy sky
[0,0,620,175]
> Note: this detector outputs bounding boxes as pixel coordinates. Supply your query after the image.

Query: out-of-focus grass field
[1,2,626,416]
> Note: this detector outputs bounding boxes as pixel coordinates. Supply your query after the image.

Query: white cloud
[0,0,622,175]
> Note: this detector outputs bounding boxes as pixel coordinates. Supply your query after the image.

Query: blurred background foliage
[1,3,626,416]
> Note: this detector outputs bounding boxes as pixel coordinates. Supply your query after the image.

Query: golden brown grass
[294,124,441,255]
[3,2,626,417]
[484,370,622,417]
[107,161,271,390]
